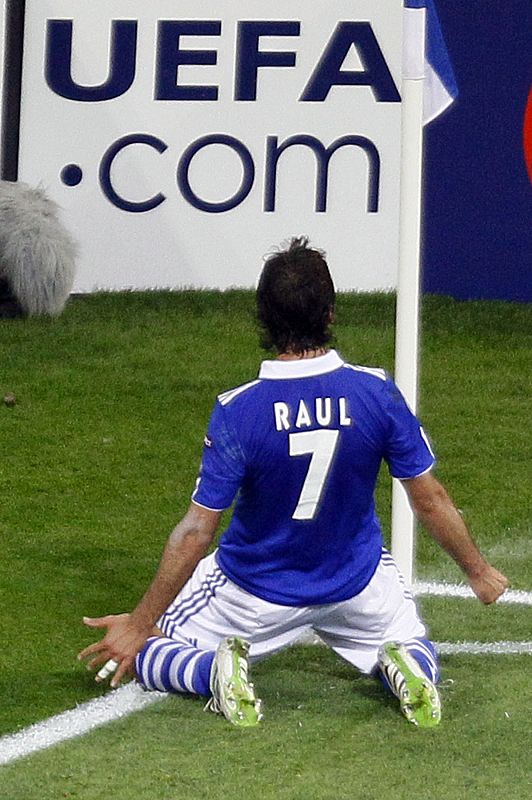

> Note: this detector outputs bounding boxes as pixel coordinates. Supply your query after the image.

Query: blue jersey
[192,350,434,606]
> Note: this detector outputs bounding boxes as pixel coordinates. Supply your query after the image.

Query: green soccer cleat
[378,642,441,728]
[205,637,263,728]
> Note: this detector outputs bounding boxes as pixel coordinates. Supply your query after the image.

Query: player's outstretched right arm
[78,502,221,686]
[403,472,509,604]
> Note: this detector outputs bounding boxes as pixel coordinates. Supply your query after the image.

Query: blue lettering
[99,133,167,212]
[264,134,380,213]
[98,132,380,214]
[45,20,137,102]
[177,134,255,213]
[45,19,400,106]
[300,22,400,102]
[155,21,221,101]
[235,21,300,101]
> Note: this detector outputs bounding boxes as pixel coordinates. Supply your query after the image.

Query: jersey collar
[258,349,344,380]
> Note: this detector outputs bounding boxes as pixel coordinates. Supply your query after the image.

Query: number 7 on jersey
[289,430,340,520]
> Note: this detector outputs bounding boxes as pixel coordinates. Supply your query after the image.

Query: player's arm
[402,472,509,604]
[78,502,221,686]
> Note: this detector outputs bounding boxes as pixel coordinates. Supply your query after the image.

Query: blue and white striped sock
[378,637,440,695]
[135,636,214,696]
[402,637,440,683]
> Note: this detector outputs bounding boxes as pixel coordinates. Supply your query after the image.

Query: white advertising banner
[17,0,404,291]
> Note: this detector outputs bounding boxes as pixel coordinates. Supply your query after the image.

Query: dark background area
[423,0,531,301]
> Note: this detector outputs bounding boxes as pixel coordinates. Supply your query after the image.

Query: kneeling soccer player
[79,238,508,728]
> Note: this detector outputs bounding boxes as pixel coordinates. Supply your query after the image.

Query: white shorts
[158,548,426,674]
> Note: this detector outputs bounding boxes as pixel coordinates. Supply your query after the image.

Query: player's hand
[468,565,509,604]
[78,613,153,688]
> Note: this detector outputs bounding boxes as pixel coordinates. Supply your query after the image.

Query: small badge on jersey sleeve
[204,435,213,448]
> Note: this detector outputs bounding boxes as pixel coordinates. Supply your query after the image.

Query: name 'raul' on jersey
[273,397,352,431]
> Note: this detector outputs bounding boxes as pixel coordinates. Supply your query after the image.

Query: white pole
[391,5,426,584]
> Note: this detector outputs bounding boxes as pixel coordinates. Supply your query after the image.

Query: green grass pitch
[0,292,530,798]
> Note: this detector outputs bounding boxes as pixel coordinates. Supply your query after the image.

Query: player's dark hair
[257,237,335,354]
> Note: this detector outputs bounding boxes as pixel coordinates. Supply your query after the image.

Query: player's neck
[276,347,329,361]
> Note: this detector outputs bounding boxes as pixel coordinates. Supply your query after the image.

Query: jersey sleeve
[191,400,246,511]
[382,378,436,479]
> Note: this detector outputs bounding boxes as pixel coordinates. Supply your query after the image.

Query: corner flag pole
[391,4,427,584]
[392,1,457,583]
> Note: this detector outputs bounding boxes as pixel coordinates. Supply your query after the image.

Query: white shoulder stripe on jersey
[218,379,261,406]
[344,364,387,381]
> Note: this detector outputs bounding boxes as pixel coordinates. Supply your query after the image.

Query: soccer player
[79,237,509,728]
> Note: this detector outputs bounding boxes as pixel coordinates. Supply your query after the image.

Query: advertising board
[17,0,404,291]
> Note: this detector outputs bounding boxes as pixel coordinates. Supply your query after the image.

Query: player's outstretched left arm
[403,472,509,604]
[78,502,221,686]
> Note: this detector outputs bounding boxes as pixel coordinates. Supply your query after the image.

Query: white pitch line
[413,581,532,606]
[437,641,532,655]
[0,580,531,767]
[0,682,166,767]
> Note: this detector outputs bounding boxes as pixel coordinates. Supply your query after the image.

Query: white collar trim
[258,350,344,380]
